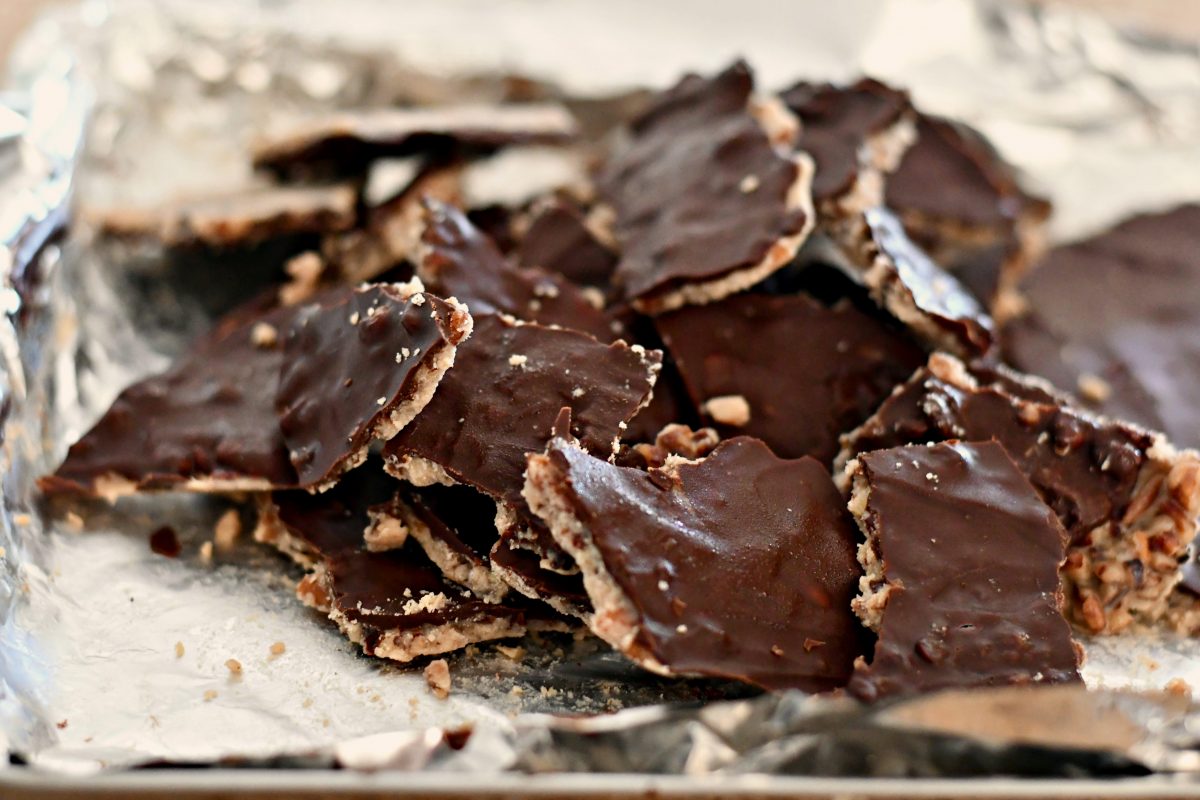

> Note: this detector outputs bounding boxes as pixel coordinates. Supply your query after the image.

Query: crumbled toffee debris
[596,60,814,313]
[524,436,864,690]
[253,103,579,178]
[846,441,1082,701]
[1001,205,1200,449]
[416,198,615,342]
[424,659,452,699]
[838,352,1200,634]
[655,291,924,462]
[275,280,471,490]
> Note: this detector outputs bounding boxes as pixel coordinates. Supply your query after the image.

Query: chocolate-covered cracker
[417,199,615,342]
[655,291,924,463]
[515,197,618,289]
[596,61,814,314]
[523,436,863,690]
[41,296,304,499]
[780,78,914,210]
[253,103,578,178]
[846,441,1081,701]
[365,483,512,603]
[256,476,528,663]
[838,353,1200,634]
[275,280,472,490]
[1001,205,1200,449]
[97,184,359,249]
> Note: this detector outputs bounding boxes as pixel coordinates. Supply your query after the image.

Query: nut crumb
[508,354,528,368]
[424,659,451,700]
[348,312,360,325]
[198,541,213,563]
[225,658,243,677]
[703,395,751,427]
[1166,678,1192,698]
[509,686,525,697]
[675,624,688,634]
[803,638,825,652]
[174,641,185,659]
[214,509,241,550]
[494,644,525,661]
[539,686,560,699]
[376,395,387,406]
[302,697,314,708]
[1077,373,1112,403]
[738,174,760,193]
[250,322,278,348]
[269,641,286,658]
[56,719,68,729]
[13,513,31,526]
[65,511,84,531]
[203,690,218,702]
[771,645,784,656]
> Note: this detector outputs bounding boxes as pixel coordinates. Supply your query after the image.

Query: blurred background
[1,0,1199,67]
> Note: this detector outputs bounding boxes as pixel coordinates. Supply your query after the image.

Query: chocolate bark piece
[365,483,512,603]
[596,61,814,314]
[780,78,915,209]
[523,436,864,690]
[515,198,618,288]
[255,477,528,663]
[417,198,615,342]
[321,164,464,285]
[655,291,924,463]
[275,280,472,490]
[1001,205,1200,449]
[253,103,578,178]
[40,296,305,499]
[846,441,1081,701]
[383,313,660,505]
[838,353,1200,634]
[828,207,995,357]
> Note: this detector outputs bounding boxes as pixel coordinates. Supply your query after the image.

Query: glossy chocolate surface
[848,441,1081,701]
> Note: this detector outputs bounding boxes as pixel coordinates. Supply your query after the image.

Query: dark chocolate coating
[596,61,806,305]
[383,313,660,504]
[273,467,399,559]
[253,104,577,178]
[781,78,910,202]
[400,483,500,562]
[885,115,1044,229]
[419,199,615,341]
[516,199,618,288]
[42,296,302,494]
[1002,205,1200,448]
[865,207,994,355]
[655,292,924,463]
[848,441,1081,701]
[488,537,589,611]
[544,437,864,691]
[275,283,465,489]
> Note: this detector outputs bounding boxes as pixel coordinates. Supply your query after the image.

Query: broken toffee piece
[780,78,915,210]
[275,280,472,490]
[838,353,1200,634]
[97,183,359,250]
[417,199,615,342]
[829,207,994,357]
[846,441,1082,701]
[253,103,579,178]
[1001,205,1200,449]
[256,476,529,663]
[616,424,720,470]
[40,295,304,499]
[366,483,513,604]
[523,436,864,691]
[596,61,814,314]
[655,291,924,463]
[515,197,618,289]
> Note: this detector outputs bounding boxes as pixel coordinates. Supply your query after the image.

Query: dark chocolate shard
[256,473,528,663]
[780,77,914,206]
[515,197,618,289]
[846,441,1082,701]
[838,353,1200,635]
[383,313,660,506]
[366,483,512,604]
[655,291,924,463]
[596,61,814,313]
[417,198,615,342]
[1001,205,1200,449]
[275,281,472,490]
[524,436,864,691]
[253,103,578,178]
[40,295,303,499]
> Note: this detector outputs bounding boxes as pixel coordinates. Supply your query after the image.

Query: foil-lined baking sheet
[1,0,1200,785]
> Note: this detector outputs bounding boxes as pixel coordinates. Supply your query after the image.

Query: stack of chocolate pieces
[43,59,1200,699]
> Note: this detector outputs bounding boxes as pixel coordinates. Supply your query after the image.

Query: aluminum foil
[1,0,1200,783]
